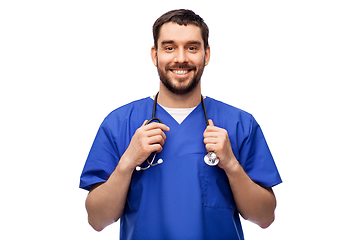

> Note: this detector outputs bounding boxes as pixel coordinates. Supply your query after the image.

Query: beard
[157,58,205,95]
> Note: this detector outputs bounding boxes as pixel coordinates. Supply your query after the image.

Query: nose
[174,48,188,63]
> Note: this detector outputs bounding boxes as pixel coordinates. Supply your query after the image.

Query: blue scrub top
[80,97,282,240]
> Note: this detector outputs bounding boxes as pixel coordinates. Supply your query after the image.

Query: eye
[165,46,174,51]
[188,46,197,51]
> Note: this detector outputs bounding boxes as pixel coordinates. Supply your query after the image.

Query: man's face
[151,22,210,95]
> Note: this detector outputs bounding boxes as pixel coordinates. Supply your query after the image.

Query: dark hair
[153,9,209,50]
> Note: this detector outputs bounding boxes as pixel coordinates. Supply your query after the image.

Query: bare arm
[85,160,133,231]
[203,120,276,228]
[85,121,170,231]
[222,161,276,228]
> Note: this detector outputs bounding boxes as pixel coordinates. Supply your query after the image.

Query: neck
[157,83,202,108]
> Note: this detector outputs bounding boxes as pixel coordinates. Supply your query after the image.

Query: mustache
[165,64,196,70]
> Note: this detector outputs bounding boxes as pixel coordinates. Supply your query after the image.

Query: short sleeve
[79,118,120,191]
[239,116,282,188]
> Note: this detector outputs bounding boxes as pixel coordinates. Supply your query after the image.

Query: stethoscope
[136,93,219,171]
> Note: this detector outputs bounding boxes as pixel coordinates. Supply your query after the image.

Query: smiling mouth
[171,69,191,75]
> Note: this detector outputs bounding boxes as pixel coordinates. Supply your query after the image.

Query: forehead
[158,22,203,46]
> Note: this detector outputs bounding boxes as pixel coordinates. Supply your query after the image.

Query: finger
[144,122,170,132]
[148,135,166,146]
[204,143,217,153]
[150,143,163,153]
[203,130,219,138]
[146,128,167,140]
[203,137,218,145]
[208,119,214,126]
[204,120,220,133]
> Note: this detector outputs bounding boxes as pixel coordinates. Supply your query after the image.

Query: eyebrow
[160,40,175,46]
[160,40,202,46]
[187,41,202,46]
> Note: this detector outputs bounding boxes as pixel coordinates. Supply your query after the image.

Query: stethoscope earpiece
[136,157,163,171]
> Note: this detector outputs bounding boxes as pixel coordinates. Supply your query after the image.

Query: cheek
[157,54,173,67]
[191,55,206,67]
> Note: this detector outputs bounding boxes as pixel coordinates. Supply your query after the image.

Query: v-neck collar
[161,106,196,124]
[150,97,208,129]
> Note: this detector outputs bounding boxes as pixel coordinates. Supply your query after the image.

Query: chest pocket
[199,158,236,209]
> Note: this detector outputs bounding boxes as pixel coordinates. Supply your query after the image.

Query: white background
[1,0,359,239]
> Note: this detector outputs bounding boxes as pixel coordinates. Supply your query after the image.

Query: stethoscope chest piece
[204,152,219,166]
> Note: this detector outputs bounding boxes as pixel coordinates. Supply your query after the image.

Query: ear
[151,46,157,67]
[204,45,210,66]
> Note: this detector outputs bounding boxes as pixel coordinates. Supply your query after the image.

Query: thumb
[208,119,214,126]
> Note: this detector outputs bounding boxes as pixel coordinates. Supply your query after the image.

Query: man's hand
[203,119,237,170]
[121,120,170,171]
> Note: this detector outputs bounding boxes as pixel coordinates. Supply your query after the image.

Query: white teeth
[172,70,189,75]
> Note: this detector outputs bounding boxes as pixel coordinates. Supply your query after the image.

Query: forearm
[85,122,169,231]
[85,159,134,231]
[223,158,277,229]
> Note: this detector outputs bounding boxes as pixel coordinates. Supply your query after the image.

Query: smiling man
[152,22,209,96]
[80,9,282,240]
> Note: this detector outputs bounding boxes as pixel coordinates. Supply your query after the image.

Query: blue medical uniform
[80,97,282,240]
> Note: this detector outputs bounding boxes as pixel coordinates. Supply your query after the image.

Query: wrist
[221,156,242,175]
[116,155,136,175]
